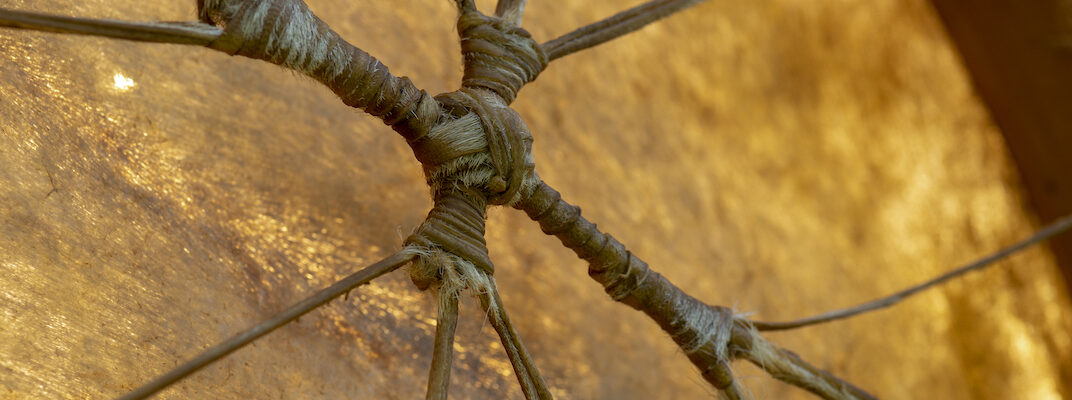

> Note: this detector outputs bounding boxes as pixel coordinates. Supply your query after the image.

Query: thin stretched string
[734,326,877,400]
[495,0,527,26]
[117,252,414,400]
[405,246,551,400]
[479,281,552,400]
[542,0,705,61]
[426,288,460,400]
[0,7,220,45]
[752,213,1072,331]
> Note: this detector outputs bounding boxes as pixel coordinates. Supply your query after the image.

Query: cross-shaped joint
[0,1,909,398]
[197,0,546,282]
[405,6,547,283]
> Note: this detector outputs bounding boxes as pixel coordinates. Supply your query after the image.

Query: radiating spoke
[752,214,1072,331]
[0,7,220,45]
[454,0,477,12]
[118,252,414,400]
[542,0,704,61]
[495,0,527,26]
[479,282,551,400]
[426,291,460,400]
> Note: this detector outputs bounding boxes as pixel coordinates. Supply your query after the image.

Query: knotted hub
[199,0,546,289]
[403,7,547,290]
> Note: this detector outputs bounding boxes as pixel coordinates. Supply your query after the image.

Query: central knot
[403,7,546,288]
[407,7,546,208]
[402,87,539,283]
[418,89,537,206]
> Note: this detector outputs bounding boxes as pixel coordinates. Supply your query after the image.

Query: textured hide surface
[1,1,1070,399]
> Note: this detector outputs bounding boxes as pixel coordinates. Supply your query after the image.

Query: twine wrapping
[458,8,546,104]
[402,6,547,282]
[198,0,440,140]
[199,0,546,277]
[4,0,952,398]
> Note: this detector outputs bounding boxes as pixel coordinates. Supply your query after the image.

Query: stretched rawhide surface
[0,1,1070,399]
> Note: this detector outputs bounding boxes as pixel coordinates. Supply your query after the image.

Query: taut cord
[5,1,1068,399]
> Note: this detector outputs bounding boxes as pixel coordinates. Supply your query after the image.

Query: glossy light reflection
[112,73,135,91]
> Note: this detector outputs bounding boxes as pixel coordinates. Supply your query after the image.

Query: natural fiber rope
[458,9,547,104]
[541,0,704,61]
[13,1,1049,399]
[198,0,440,141]
[177,2,870,398]
[401,6,546,279]
[517,182,742,379]
[432,89,539,206]
[401,7,552,398]
[193,5,554,395]
[406,190,493,280]
[200,0,544,275]
[518,181,879,399]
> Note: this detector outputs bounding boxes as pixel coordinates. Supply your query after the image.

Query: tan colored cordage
[2,0,1072,399]
[193,0,870,399]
